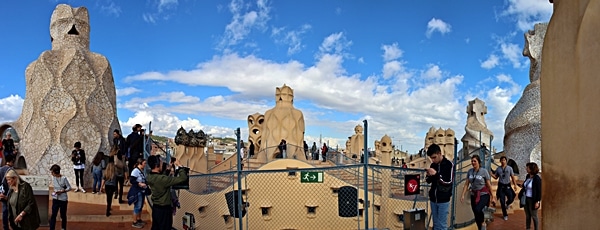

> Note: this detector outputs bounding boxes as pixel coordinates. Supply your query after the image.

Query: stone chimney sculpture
[504,23,546,176]
[13,4,120,184]
[460,98,493,157]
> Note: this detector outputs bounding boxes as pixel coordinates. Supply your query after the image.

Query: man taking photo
[146,155,188,230]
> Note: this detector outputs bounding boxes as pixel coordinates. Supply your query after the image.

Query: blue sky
[0,0,552,154]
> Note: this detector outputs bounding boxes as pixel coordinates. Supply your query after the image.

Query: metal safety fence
[173,164,429,230]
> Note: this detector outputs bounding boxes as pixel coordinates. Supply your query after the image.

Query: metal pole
[235,128,243,230]
[362,120,369,230]
[451,138,458,229]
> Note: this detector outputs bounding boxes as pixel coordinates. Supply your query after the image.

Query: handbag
[143,185,152,196]
[519,190,526,206]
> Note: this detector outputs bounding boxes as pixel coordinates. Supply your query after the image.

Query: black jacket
[525,174,542,202]
[71,149,86,166]
[426,157,454,203]
[113,136,127,157]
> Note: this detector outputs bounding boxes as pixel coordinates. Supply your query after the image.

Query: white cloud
[220,0,272,48]
[503,0,553,31]
[142,13,156,24]
[481,54,500,69]
[421,64,442,80]
[318,32,352,55]
[382,61,404,79]
[121,111,234,139]
[0,95,24,123]
[426,18,452,38]
[98,1,122,17]
[158,0,178,12]
[272,24,312,55]
[116,87,141,96]
[123,48,470,152]
[501,43,524,68]
[381,43,403,62]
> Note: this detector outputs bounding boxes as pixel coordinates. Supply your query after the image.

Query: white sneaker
[504,216,508,221]
[74,188,79,192]
[80,187,86,193]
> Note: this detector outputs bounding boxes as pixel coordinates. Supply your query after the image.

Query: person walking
[425,144,454,230]
[461,155,494,230]
[101,157,117,217]
[114,153,128,203]
[490,156,518,220]
[90,152,106,194]
[519,162,541,230]
[49,164,71,230]
[0,155,15,230]
[6,170,40,230]
[146,155,188,230]
[71,142,86,193]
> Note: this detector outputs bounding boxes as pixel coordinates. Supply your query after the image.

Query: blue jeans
[92,170,102,192]
[430,201,450,230]
[133,192,144,214]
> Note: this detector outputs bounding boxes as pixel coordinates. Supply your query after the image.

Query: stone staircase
[64,189,151,222]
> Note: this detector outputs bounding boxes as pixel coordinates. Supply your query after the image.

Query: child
[50,164,71,230]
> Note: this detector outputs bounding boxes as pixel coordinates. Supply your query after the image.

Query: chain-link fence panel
[173,164,429,230]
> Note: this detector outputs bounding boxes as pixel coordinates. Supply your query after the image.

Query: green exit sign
[301,171,324,183]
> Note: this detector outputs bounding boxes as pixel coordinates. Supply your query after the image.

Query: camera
[172,166,190,190]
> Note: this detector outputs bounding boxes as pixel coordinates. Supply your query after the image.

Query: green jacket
[146,169,188,206]
[8,181,40,230]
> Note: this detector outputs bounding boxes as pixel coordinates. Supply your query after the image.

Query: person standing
[303,141,309,160]
[112,129,127,157]
[310,142,317,160]
[101,157,117,217]
[461,155,494,230]
[277,139,286,158]
[126,124,143,176]
[519,162,541,230]
[248,140,255,158]
[1,133,15,160]
[490,156,517,220]
[146,156,188,230]
[0,155,15,230]
[321,143,328,162]
[128,158,148,228]
[90,152,106,194]
[71,141,86,193]
[425,144,454,230]
[49,164,71,230]
[6,170,40,230]
[239,140,246,159]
